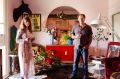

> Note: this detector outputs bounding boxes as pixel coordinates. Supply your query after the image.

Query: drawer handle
[64,51,67,55]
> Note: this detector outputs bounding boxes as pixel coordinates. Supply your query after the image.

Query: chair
[104,42,120,79]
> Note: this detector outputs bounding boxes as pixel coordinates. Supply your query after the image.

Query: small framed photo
[23,14,41,31]
[107,45,120,58]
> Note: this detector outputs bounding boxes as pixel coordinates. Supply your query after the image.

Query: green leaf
[40,52,47,58]
[64,35,70,40]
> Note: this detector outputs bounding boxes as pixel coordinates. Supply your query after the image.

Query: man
[70,14,93,79]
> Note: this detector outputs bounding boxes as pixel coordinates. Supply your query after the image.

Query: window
[0,0,4,34]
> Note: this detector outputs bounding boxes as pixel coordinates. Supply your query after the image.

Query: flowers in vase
[33,49,61,65]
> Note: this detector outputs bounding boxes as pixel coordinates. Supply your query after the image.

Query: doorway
[46,6,79,45]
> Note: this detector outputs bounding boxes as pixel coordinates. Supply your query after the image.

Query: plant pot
[68,39,73,45]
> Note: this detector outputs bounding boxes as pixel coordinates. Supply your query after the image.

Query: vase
[68,39,73,45]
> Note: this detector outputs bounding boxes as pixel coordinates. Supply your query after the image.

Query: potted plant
[46,50,61,65]
[34,51,47,64]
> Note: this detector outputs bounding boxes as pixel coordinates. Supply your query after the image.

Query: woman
[16,17,35,79]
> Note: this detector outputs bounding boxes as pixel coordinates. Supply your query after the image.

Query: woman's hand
[24,38,28,41]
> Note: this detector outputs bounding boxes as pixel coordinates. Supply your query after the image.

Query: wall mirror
[46,6,79,45]
[112,12,120,41]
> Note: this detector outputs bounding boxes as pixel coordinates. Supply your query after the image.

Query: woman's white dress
[16,29,35,77]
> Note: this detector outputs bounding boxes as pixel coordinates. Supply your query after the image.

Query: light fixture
[57,10,65,19]
[90,14,106,29]
[90,14,120,41]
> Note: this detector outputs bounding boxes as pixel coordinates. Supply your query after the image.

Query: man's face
[78,15,85,25]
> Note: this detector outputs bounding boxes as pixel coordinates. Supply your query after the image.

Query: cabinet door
[46,45,74,63]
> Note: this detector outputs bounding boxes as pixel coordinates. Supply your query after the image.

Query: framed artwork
[23,14,41,31]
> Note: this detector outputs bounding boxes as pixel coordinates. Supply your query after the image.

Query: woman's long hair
[19,17,32,33]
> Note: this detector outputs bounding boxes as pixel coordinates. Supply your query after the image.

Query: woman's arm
[16,29,28,44]
[28,32,35,42]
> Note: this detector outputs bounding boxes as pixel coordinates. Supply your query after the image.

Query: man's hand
[71,34,81,39]
[76,34,81,39]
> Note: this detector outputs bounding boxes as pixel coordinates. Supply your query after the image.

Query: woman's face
[23,19,30,27]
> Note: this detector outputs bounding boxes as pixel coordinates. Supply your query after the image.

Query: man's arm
[84,35,92,48]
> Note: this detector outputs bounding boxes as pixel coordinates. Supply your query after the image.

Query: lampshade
[90,14,106,29]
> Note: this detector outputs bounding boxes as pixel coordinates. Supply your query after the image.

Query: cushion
[104,57,120,79]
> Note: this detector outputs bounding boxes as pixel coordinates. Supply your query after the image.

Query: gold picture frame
[23,14,41,31]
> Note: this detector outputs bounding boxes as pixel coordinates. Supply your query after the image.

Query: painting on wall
[23,14,41,31]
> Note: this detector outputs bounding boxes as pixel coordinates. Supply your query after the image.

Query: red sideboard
[46,45,74,63]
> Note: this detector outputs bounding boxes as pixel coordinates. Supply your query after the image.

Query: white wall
[33,32,53,47]
[7,0,109,28]
[25,0,109,25]
[7,0,22,28]
[109,0,120,17]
